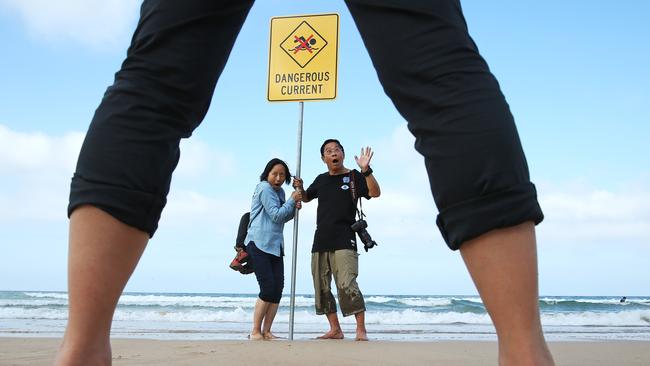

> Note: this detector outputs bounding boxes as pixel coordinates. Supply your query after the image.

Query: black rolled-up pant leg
[346,0,543,250]
[69,0,255,236]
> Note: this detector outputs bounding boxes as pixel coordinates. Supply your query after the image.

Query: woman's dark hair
[259,158,291,184]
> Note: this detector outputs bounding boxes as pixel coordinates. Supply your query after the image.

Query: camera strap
[349,170,365,221]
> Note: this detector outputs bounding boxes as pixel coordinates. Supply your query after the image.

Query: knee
[259,281,282,304]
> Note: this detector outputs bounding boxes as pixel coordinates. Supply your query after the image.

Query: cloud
[537,181,650,244]
[161,189,247,231]
[367,125,438,236]
[0,124,83,221]
[0,124,238,223]
[174,139,237,183]
[368,125,650,247]
[0,124,83,176]
[0,0,139,49]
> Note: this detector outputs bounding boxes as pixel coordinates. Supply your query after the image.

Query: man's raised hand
[354,146,374,172]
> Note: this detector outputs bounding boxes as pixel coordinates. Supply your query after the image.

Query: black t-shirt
[306,169,370,252]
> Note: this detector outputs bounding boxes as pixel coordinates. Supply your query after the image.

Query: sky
[0,0,648,296]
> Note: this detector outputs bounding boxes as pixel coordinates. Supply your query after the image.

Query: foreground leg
[348,2,553,363]
[460,222,554,366]
[58,2,254,364]
[54,206,148,366]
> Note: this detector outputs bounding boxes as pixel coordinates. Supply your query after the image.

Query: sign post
[267,13,339,340]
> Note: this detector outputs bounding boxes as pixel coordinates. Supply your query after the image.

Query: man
[56,1,554,365]
[294,139,379,341]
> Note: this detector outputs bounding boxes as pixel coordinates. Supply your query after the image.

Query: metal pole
[289,101,304,340]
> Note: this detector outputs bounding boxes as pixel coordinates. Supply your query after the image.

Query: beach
[2,338,650,365]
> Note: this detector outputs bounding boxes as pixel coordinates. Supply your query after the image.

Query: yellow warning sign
[268,13,339,102]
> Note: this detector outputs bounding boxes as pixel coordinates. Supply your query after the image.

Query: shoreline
[2,338,650,365]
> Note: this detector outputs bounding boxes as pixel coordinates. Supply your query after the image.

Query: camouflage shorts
[311,249,365,317]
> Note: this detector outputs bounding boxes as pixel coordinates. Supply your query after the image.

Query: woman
[245,158,301,340]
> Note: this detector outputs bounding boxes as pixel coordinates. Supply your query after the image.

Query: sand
[1,338,650,365]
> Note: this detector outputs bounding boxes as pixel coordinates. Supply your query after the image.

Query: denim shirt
[245,181,296,257]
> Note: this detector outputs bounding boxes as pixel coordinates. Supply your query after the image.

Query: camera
[351,219,377,252]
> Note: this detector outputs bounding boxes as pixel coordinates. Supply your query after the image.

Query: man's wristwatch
[362,166,373,177]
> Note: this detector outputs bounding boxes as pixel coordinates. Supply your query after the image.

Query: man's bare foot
[248,333,264,341]
[355,329,369,341]
[263,332,284,340]
[316,329,344,340]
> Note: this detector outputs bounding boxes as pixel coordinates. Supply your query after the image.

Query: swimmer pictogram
[293,35,316,53]
[280,21,328,68]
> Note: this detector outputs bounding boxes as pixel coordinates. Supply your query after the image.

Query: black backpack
[235,212,250,250]
[229,212,253,274]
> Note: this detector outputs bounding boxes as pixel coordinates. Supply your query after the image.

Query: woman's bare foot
[248,333,264,341]
[316,329,344,340]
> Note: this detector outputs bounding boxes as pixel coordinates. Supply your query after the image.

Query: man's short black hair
[259,158,291,184]
[320,139,344,156]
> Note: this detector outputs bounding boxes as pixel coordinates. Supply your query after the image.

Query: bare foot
[263,332,284,340]
[248,333,264,341]
[355,330,369,341]
[54,341,112,366]
[316,329,344,340]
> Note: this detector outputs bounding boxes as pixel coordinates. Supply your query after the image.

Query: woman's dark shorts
[247,242,284,304]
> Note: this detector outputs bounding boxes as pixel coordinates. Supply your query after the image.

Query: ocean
[1,291,649,341]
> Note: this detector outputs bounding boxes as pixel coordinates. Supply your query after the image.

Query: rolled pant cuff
[342,307,366,317]
[436,182,544,250]
[68,174,165,237]
[315,306,337,316]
